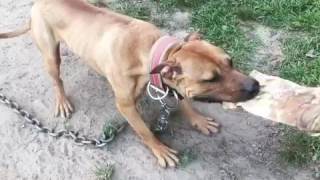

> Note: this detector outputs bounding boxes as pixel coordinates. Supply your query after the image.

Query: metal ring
[96,142,107,148]
[147,81,169,101]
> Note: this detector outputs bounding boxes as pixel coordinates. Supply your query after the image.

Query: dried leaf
[306,49,317,58]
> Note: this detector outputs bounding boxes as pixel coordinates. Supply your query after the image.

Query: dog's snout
[243,78,260,97]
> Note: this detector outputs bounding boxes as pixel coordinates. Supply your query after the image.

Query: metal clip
[147,81,169,101]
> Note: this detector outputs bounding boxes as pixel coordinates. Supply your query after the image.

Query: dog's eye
[202,75,220,83]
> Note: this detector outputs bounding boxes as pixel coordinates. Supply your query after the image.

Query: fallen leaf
[306,49,318,58]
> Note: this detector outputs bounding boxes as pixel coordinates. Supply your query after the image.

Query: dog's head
[151,32,260,103]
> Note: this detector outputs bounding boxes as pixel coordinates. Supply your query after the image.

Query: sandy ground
[0,0,314,179]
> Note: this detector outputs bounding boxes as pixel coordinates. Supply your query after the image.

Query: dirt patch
[241,22,284,75]
[0,0,314,179]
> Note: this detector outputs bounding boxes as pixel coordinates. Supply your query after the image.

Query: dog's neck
[149,35,182,90]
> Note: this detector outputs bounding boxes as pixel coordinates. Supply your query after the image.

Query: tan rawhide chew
[223,70,320,134]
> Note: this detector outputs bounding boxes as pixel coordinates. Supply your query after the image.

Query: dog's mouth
[192,96,222,103]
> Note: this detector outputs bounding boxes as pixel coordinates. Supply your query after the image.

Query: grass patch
[158,0,206,9]
[178,148,197,168]
[280,127,320,166]
[107,0,171,27]
[108,0,151,21]
[95,164,114,180]
[191,1,256,71]
[235,0,320,33]
[280,35,320,86]
[102,114,127,141]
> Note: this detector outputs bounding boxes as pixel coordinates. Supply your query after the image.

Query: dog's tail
[0,20,31,39]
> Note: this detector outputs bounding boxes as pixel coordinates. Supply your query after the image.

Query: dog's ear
[150,62,182,80]
[184,32,202,42]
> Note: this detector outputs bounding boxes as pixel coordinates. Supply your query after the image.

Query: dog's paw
[151,142,179,168]
[191,116,220,135]
[54,97,74,119]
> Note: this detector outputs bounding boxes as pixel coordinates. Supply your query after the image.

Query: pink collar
[149,35,179,90]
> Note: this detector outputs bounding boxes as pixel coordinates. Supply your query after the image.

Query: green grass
[158,0,207,9]
[95,164,114,180]
[178,148,197,168]
[191,1,258,71]
[102,114,127,141]
[280,35,320,86]
[236,0,320,32]
[161,0,320,33]
[108,0,151,21]
[280,127,320,166]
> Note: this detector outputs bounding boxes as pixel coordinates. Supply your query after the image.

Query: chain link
[0,93,126,148]
[153,104,171,133]
[152,92,180,134]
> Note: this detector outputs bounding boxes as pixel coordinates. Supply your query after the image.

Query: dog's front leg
[116,99,179,167]
[180,99,220,135]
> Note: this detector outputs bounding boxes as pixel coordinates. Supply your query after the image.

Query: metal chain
[150,88,180,134]
[153,104,171,133]
[0,93,126,148]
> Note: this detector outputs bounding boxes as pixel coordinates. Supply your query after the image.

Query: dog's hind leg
[30,16,73,118]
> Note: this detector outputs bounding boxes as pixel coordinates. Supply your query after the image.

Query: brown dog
[0,0,259,167]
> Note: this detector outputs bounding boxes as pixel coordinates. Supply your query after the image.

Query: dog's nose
[250,80,260,95]
[243,78,260,97]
